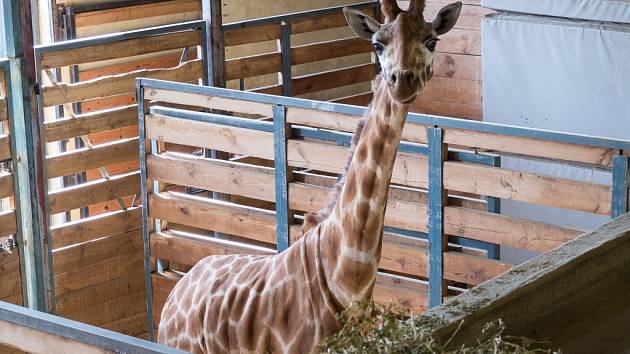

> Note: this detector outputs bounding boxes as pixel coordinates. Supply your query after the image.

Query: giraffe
[157,1,462,353]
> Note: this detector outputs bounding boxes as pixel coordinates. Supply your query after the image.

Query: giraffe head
[344,0,462,104]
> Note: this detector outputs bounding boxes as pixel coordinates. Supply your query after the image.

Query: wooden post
[612,153,629,218]
[2,0,55,313]
[202,0,226,88]
[280,21,292,97]
[428,127,447,308]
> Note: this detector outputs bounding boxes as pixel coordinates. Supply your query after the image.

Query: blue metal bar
[485,155,502,260]
[428,127,446,308]
[136,82,155,341]
[222,1,377,31]
[280,21,292,96]
[612,155,629,218]
[34,20,206,54]
[138,79,630,150]
[273,105,290,251]
[0,301,186,353]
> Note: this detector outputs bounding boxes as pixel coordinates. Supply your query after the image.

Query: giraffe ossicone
[158,1,462,353]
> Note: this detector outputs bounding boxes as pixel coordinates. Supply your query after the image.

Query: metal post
[428,127,447,308]
[3,0,55,313]
[136,81,155,341]
[280,21,292,97]
[202,0,226,88]
[273,104,291,251]
[612,154,629,218]
[485,155,501,260]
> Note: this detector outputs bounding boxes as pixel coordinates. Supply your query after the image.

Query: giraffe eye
[425,38,439,52]
[372,42,384,55]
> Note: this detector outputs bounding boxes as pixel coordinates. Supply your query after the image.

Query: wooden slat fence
[0,60,22,308]
[33,21,208,338]
[137,78,630,334]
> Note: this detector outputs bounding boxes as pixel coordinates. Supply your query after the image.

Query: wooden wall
[0,66,22,308]
[39,23,205,338]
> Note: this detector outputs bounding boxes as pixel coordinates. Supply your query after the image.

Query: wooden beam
[40,30,201,70]
[331,92,373,106]
[147,152,276,202]
[292,63,375,96]
[48,171,140,215]
[148,192,277,244]
[42,59,203,106]
[46,138,139,179]
[225,52,281,81]
[51,207,142,250]
[74,0,200,28]
[291,37,372,66]
[443,161,613,215]
[0,210,17,238]
[45,105,137,143]
[424,213,630,352]
[151,231,275,266]
[0,134,10,161]
[0,97,7,122]
[224,24,280,47]
[145,115,274,159]
[0,173,14,199]
[287,140,429,188]
[144,88,274,116]
[291,8,375,34]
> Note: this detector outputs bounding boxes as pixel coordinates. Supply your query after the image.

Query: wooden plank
[147,152,276,202]
[61,289,146,329]
[45,105,137,142]
[0,172,13,199]
[146,115,274,159]
[0,252,21,298]
[433,52,481,81]
[424,3,492,31]
[151,231,275,266]
[0,320,112,354]
[444,162,612,215]
[56,270,144,315]
[48,171,140,215]
[0,97,7,122]
[101,312,147,338]
[411,98,482,121]
[443,128,615,167]
[292,63,375,96]
[74,0,200,27]
[285,107,428,144]
[444,206,583,253]
[374,273,427,313]
[0,134,10,161]
[42,59,203,106]
[226,52,281,81]
[436,29,480,56]
[224,24,281,46]
[149,192,277,244]
[287,140,429,188]
[53,230,143,275]
[0,210,17,238]
[291,37,372,66]
[418,76,481,106]
[51,207,142,250]
[145,88,274,116]
[291,8,375,34]
[40,30,201,69]
[46,138,138,179]
[332,92,373,106]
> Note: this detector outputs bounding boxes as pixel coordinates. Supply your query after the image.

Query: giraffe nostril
[405,71,415,82]
[390,74,397,84]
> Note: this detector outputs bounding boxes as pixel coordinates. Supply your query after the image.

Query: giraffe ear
[432,1,462,35]
[343,7,381,40]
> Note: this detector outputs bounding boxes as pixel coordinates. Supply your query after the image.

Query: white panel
[482,0,630,24]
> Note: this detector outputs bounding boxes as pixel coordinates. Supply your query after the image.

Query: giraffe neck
[319,77,410,308]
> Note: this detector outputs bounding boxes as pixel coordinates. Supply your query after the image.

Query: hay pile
[319,302,559,354]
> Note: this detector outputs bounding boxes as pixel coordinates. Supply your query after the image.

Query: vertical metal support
[3,0,55,313]
[280,21,292,97]
[136,81,155,341]
[273,104,291,251]
[612,154,629,219]
[428,127,447,308]
[485,155,501,260]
